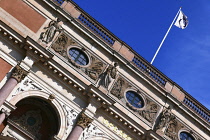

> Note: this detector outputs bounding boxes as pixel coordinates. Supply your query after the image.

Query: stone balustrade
[183,95,210,123]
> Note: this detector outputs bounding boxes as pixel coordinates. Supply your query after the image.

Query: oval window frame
[67,46,91,68]
[124,89,146,111]
[178,130,196,140]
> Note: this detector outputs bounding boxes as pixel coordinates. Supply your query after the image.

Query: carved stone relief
[9,77,42,101]
[98,62,118,88]
[63,104,78,135]
[110,76,130,99]
[156,108,175,132]
[51,33,107,81]
[79,124,112,140]
[138,98,160,124]
[40,18,62,44]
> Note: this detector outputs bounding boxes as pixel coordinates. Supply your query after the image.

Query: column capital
[11,65,28,83]
[76,112,93,129]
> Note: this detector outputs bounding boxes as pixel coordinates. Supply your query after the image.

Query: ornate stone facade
[51,33,107,81]
[0,0,209,140]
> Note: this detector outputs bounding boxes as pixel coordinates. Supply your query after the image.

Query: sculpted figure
[41,18,62,43]
[156,108,175,130]
[99,62,118,88]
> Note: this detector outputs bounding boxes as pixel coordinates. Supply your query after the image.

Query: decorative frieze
[11,65,28,83]
[51,33,107,81]
[76,112,93,129]
[110,76,131,99]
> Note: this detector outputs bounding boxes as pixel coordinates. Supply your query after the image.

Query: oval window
[180,132,195,140]
[69,48,89,66]
[126,91,144,108]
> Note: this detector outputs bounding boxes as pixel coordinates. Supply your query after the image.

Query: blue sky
[72,0,210,110]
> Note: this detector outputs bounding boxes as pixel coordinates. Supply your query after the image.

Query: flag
[174,10,189,29]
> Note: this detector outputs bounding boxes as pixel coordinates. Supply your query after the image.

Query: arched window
[126,91,144,108]
[69,48,89,66]
[180,132,195,140]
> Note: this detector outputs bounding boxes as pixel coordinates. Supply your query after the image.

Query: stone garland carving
[79,124,111,140]
[110,76,130,99]
[76,113,93,129]
[10,110,42,140]
[11,65,28,83]
[101,117,132,140]
[138,98,160,124]
[40,18,62,44]
[98,62,118,88]
[51,33,107,81]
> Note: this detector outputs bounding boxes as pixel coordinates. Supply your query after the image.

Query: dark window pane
[126,91,144,108]
[180,132,195,140]
[69,48,89,66]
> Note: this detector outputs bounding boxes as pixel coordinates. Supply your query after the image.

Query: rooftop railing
[132,56,166,86]
[183,95,210,123]
[78,14,115,46]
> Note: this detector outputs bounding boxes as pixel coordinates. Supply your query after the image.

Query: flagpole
[150,7,182,64]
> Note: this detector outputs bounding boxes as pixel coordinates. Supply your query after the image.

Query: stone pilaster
[0,65,28,108]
